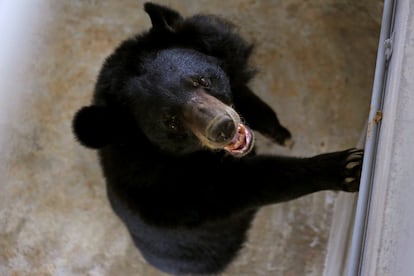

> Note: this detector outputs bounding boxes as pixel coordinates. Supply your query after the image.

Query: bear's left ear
[72,105,118,149]
[144,2,183,32]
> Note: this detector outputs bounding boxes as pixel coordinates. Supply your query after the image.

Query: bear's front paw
[269,125,294,149]
[341,148,364,192]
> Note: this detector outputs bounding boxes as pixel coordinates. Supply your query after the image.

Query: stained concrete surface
[0,1,382,275]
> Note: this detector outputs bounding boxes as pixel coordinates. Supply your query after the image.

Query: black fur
[72,2,363,275]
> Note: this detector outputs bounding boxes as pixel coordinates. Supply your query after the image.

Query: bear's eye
[199,77,211,88]
[188,76,211,89]
[165,115,178,131]
[191,80,199,87]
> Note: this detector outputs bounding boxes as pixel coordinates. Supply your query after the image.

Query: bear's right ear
[144,2,183,32]
[72,105,116,149]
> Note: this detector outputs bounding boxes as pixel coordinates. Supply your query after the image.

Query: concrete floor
[0,1,382,275]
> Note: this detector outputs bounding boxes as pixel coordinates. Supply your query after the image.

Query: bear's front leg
[219,148,364,207]
[307,148,363,192]
[115,148,363,226]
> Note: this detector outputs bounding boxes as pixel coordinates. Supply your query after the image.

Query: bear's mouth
[224,123,254,157]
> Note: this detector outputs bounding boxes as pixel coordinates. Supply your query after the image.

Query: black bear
[72,2,363,275]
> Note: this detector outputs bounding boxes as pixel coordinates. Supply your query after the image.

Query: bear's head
[72,3,255,157]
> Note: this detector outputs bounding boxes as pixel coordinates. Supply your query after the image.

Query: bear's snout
[206,115,237,144]
[183,91,243,150]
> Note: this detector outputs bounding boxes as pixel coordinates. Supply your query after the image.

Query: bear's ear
[72,105,116,149]
[144,2,183,32]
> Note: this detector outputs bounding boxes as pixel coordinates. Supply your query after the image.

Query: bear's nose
[207,115,237,144]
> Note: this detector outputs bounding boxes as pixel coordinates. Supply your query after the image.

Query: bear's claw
[342,148,364,192]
